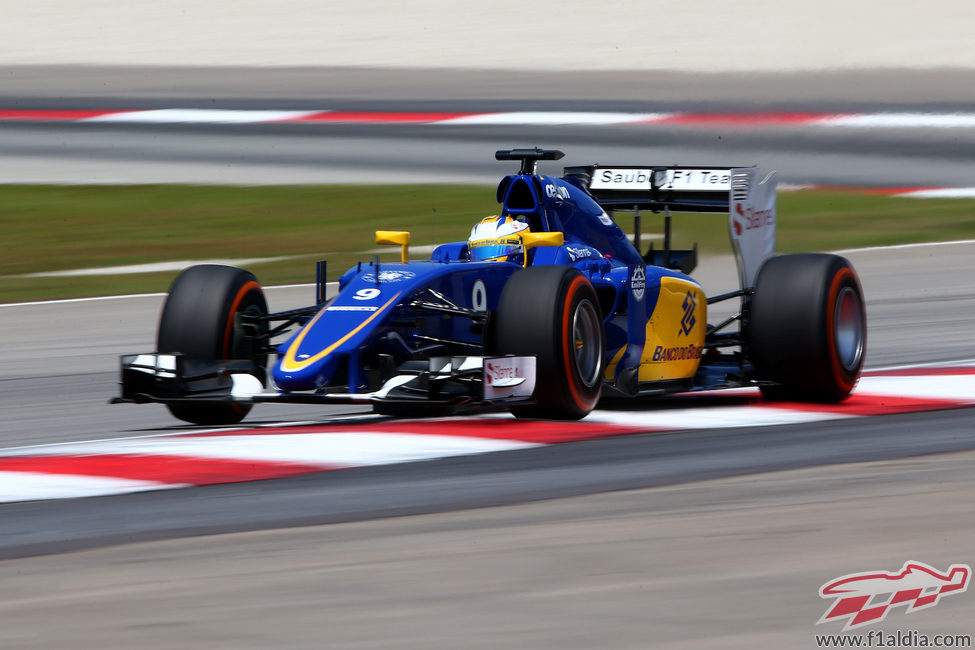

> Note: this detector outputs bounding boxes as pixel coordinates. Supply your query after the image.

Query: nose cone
[272,305,346,391]
[271,282,407,392]
[273,354,339,391]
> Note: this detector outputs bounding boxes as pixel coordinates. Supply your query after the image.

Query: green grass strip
[2,184,974,303]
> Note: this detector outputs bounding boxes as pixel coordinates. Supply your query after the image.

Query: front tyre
[747,253,866,402]
[493,266,604,419]
[157,264,268,424]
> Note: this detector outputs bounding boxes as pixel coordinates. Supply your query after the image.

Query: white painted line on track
[434,111,672,125]
[0,282,330,308]
[833,239,975,254]
[867,358,975,372]
[0,471,176,502]
[82,109,321,124]
[895,188,975,199]
[816,113,975,129]
[0,433,539,466]
[0,292,168,308]
[586,406,853,429]
[23,256,302,278]
[856,374,975,401]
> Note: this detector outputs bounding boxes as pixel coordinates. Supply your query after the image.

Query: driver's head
[468,215,529,262]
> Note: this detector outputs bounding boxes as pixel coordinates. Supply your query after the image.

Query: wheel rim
[834,286,864,372]
[230,301,268,361]
[572,298,603,388]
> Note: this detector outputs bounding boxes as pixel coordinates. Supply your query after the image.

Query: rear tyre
[493,266,604,419]
[157,264,268,424]
[747,253,866,402]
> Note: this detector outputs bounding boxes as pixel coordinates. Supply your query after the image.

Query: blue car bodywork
[119,147,840,423]
[270,152,714,404]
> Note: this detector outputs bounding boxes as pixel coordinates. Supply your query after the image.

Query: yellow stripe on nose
[281,292,402,372]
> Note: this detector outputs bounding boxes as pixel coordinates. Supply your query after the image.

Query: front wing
[111,353,538,411]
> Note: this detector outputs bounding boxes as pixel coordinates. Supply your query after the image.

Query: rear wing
[563,165,777,289]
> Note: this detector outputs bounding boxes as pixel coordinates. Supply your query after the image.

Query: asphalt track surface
[6,67,975,186]
[10,118,975,188]
[3,69,975,648]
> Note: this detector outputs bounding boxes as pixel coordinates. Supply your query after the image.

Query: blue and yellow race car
[115,148,866,424]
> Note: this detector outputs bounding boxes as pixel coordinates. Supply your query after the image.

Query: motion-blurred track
[7,112,975,187]
[5,67,975,186]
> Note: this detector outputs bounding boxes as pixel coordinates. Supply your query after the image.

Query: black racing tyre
[747,253,866,402]
[157,264,268,425]
[493,266,604,419]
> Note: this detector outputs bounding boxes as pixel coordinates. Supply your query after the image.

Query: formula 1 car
[113,148,866,424]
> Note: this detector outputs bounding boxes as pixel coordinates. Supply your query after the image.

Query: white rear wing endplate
[729,168,777,289]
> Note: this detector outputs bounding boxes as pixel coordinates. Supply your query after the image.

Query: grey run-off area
[2,451,973,649]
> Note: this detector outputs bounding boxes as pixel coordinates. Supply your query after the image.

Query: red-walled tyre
[157,264,268,424]
[493,266,604,419]
[747,253,866,402]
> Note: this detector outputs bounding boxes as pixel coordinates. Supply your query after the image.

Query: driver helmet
[468,215,529,262]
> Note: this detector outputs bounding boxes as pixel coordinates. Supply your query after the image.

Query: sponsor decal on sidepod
[651,344,702,362]
[680,291,696,336]
[630,266,646,301]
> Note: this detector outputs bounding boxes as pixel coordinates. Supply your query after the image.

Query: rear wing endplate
[563,165,777,289]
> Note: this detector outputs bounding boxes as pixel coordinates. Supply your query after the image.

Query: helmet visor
[469,237,522,262]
